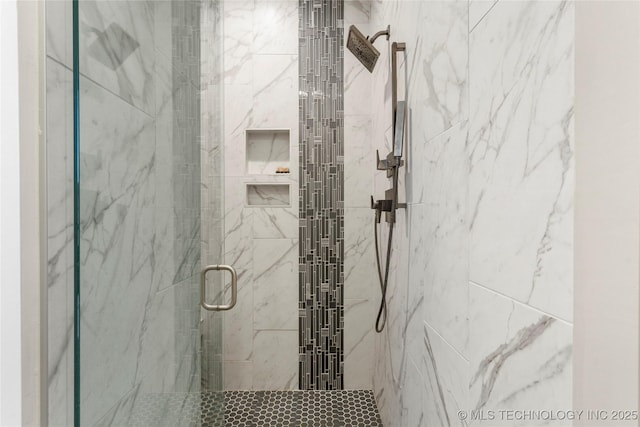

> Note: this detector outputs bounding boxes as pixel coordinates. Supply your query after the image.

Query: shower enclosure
[47,0,370,424]
[47,0,228,424]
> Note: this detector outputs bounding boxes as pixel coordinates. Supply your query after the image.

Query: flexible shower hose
[374,162,400,333]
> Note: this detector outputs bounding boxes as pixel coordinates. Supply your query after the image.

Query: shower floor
[126,389,383,426]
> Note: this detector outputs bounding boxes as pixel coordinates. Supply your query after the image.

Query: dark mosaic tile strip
[127,390,382,426]
[298,0,345,391]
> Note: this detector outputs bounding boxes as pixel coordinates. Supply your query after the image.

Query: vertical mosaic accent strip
[298,0,345,390]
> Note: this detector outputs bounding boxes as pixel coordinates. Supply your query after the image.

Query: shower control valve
[371,195,393,223]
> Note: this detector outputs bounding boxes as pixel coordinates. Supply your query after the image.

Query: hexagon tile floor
[126,389,383,426]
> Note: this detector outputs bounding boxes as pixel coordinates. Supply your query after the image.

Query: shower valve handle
[371,195,393,224]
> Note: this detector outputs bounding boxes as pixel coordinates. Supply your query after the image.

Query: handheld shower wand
[372,100,406,333]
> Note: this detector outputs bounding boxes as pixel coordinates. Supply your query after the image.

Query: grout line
[423,320,470,363]
[422,118,467,144]
[469,280,573,326]
[80,71,154,120]
[46,54,72,73]
[469,0,500,34]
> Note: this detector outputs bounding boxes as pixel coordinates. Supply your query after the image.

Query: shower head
[346,25,390,73]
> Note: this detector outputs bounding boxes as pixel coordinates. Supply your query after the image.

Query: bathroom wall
[219,0,376,391]
[46,1,206,424]
[219,0,301,390]
[343,0,377,390]
[369,0,574,425]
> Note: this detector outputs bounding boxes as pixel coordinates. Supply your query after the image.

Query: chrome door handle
[200,264,237,311]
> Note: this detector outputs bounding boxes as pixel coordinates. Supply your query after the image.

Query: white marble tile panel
[223,177,254,361]
[468,0,574,321]
[252,54,298,128]
[152,52,178,292]
[418,124,469,355]
[79,0,156,114]
[224,361,254,390]
[468,284,572,422]
[345,0,371,25]
[408,0,468,142]
[344,116,373,208]
[253,239,298,330]
[253,1,298,55]
[252,207,298,239]
[224,84,253,177]
[420,322,469,427]
[154,0,172,59]
[136,282,182,395]
[400,357,425,426]
[78,74,157,426]
[223,0,255,85]
[46,0,72,67]
[253,330,298,390]
[344,208,376,300]
[344,299,375,389]
[46,58,74,427]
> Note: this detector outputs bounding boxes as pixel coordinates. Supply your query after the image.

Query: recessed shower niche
[246,183,291,207]
[246,129,291,175]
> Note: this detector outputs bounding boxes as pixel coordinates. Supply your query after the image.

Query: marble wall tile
[46,0,72,67]
[344,299,375,389]
[153,51,178,292]
[468,0,574,321]
[219,1,301,390]
[400,358,425,426]
[420,322,469,427]
[154,0,172,59]
[253,330,298,390]
[224,361,254,390]
[253,1,298,55]
[468,283,572,420]
[223,0,254,85]
[223,177,254,361]
[224,84,253,177]
[253,239,298,330]
[46,58,74,427]
[344,116,374,208]
[409,0,468,142]
[344,208,375,300]
[252,54,298,128]
[78,74,157,425]
[79,0,156,115]
[252,207,298,239]
[343,0,377,391]
[420,124,469,355]
[135,282,182,395]
[345,0,371,25]
[370,0,574,425]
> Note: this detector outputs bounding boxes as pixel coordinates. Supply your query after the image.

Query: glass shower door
[74,0,224,424]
